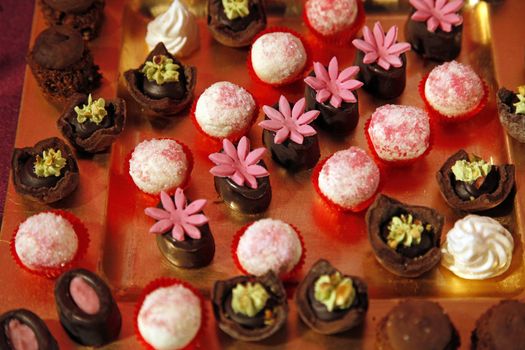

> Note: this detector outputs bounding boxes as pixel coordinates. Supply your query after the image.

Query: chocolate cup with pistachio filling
[497,87,525,143]
[11,137,79,203]
[124,42,196,115]
[207,0,267,47]
[212,271,288,341]
[295,259,368,335]
[0,309,59,350]
[57,93,126,153]
[54,268,122,346]
[366,194,444,278]
[436,149,515,212]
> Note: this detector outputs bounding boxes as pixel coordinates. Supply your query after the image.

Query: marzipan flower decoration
[34,148,66,177]
[222,0,250,20]
[145,188,209,241]
[304,56,363,108]
[352,22,412,71]
[209,136,269,189]
[141,55,180,85]
[260,95,320,144]
[74,94,108,125]
[409,0,463,33]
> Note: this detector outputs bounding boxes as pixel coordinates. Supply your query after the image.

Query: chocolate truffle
[207,0,267,47]
[26,26,101,105]
[497,86,525,143]
[54,268,122,346]
[366,194,444,278]
[57,93,126,153]
[11,137,79,203]
[304,0,360,41]
[212,271,288,341]
[0,309,58,350]
[295,259,368,335]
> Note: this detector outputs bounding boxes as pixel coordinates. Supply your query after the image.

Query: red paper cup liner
[363,116,434,168]
[10,210,90,279]
[247,27,313,87]
[134,278,206,350]
[312,156,380,213]
[303,0,366,45]
[418,73,489,123]
[231,222,306,282]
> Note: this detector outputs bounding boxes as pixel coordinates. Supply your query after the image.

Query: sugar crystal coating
[305,0,358,36]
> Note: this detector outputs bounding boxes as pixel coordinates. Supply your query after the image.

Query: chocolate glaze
[21,156,61,188]
[32,26,84,70]
[142,74,187,100]
[223,291,269,329]
[497,87,525,143]
[212,271,288,341]
[43,0,95,14]
[453,168,499,201]
[217,0,259,32]
[380,215,435,259]
[366,194,443,278]
[54,268,122,346]
[0,309,58,350]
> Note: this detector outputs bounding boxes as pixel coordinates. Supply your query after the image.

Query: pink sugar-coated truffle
[424,61,485,118]
[129,139,191,195]
[194,81,256,140]
[368,104,430,162]
[317,147,380,211]
[235,218,303,278]
[305,0,358,36]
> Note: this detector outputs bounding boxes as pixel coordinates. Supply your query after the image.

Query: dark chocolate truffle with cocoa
[54,268,122,346]
[366,194,443,278]
[212,271,287,341]
[39,0,105,40]
[11,137,79,203]
[436,149,515,212]
[207,0,266,47]
[57,93,126,153]
[27,26,101,105]
[124,42,196,116]
[0,309,59,350]
[377,299,460,350]
[295,259,368,335]
[497,86,525,143]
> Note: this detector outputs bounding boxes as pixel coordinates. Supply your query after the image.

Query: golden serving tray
[1,0,525,348]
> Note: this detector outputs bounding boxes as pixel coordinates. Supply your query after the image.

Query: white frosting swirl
[145,0,200,57]
[441,215,514,280]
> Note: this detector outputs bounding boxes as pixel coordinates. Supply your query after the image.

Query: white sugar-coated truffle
[138,284,202,350]
[318,147,380,209]
[237,218,302,277]
[15,212,78,269]
[195,81,256,138]
[129,139,189,195]
[305,0,358,36]
[368,104,430,161]
[251,32,307,84]
[424,61,484,118]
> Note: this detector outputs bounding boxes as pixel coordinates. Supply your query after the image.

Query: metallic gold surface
[1,0,525,349]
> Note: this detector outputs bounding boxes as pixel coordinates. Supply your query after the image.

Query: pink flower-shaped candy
[260,96,320,145]
[352,22,412,71]
[144,189,209,241]
[304,57,363,108]
[410,0,463,33]
[209,136,269,189]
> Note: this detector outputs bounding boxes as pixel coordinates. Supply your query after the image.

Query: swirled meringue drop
[441,215,513,280]
[145,0,200,57]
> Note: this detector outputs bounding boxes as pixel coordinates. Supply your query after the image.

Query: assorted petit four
[436,150,515,212]
[406,0,463,61]
[260,95,320,171]
[124,42,196,115]
[304,56,363,134]
[295,259,368,335]
[212,271,288,341]
[366,194,444,278]
[207,0,267,47]
[352,22,411,99]
[0,309,58,350]
[145,189,215,268]
[54,268,122,346]
[497,86,525,143]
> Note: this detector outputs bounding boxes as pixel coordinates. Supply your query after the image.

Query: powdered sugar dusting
[129,139,189,194]
[237,218,302,277]
[368,104,430,161]
[318,147,379,209]
[195,81,255,138]
[305,0,358,36]
[138,284,201,350]
[425,61,483,117]
[251,32,307,84]
[15,212,78,269]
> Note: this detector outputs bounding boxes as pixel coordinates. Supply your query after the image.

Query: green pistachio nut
[141,55,180,85]
[74,94,108,125]
[451,156,492,183]
[34,148,67,177]
[314,272,355,312]
[514,85,525,115]
[222,0,250,20]
[231,282,269,317]
[386,214,428,249]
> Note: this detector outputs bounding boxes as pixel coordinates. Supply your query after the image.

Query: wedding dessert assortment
[6,0,525,348]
